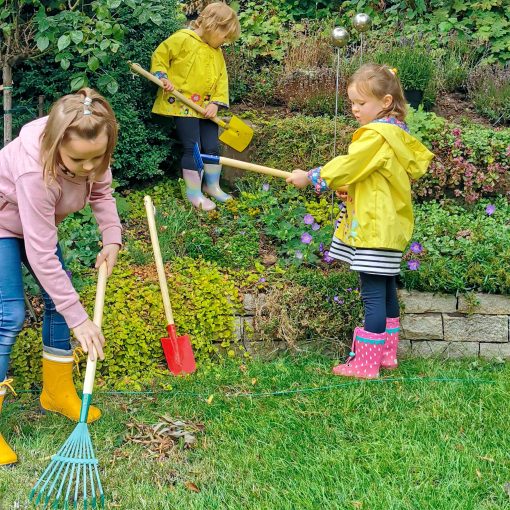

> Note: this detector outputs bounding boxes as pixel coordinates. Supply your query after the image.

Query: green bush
[9,0,183,186]
[401,197,510,294]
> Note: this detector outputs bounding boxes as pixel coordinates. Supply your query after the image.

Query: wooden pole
[38,95,45,117]
[3,63,12,146]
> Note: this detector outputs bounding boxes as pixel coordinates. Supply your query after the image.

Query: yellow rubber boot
[40,351,101,424]
[0,379,18,466]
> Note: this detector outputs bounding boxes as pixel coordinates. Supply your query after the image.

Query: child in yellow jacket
[287,64,434,379]
[151,2,240,211]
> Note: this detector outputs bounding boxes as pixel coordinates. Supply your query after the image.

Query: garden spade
[144,195,196,375]
[128,61,253,152]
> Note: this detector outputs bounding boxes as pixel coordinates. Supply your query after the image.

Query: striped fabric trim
[386,327,400,334]
[42,352,73,363]
[356,335,385,345]
[329,238,402,276]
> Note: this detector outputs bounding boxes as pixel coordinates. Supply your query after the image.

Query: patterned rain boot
[202,163,232,202]
[381,317,400,370]
[182,168,216,211]
[332,327,386,379]
[40,348,101,424]
[0,378,18,466]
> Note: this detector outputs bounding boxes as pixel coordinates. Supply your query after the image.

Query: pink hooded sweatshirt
[0,116,122,328]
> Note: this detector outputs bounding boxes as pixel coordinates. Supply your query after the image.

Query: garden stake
[30,262,108,509]
[128,61,253,152]
[192,143,290,180]
[144,195,196,375]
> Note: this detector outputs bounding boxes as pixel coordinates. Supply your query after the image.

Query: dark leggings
[359,273,400,333]
[174,117,219,170]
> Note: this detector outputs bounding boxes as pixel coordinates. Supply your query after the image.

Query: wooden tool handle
[218,156,291,179]
[144,195,174,326]
[128,61,227,128]
[83,261,107,395]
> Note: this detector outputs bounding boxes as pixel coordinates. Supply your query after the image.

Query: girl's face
[204,28,230,48]
[348,84,393,125]
[59,132,109,178]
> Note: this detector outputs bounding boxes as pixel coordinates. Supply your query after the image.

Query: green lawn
[1,355,510,510]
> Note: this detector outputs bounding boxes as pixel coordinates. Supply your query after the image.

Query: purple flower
[346,288,352,292]
[333,296,344,305]
[262,183,270,192]
[485,204,496,216]
[410,242,423,254]
[301,232,313,244]
[258,277,266,283]
[303,214,315,225]
[322,250,334,263]
[319,242,324,253]
[312,222,320,231]
[408,259,420,271]
[295,250,303,260]
[65,270,73,280]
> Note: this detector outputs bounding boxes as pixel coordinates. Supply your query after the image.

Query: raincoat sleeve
[151,32,187,79]
[210,54,229,107]
[319,129,386,190]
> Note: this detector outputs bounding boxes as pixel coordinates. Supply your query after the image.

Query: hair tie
[389,67,398,76]
[83,96,92,115]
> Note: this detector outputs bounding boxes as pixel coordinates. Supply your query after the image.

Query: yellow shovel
[128,61,254,153]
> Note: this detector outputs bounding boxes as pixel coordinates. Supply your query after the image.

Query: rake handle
[128,61,228,129]
[144,195,175,326]
[218,156,290,179]
[83,261,107,396]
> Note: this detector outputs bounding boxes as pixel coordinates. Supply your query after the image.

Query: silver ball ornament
[331,27,349,48]
[352,13,371,33]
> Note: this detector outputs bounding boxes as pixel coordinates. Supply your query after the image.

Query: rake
[30,262,108,509]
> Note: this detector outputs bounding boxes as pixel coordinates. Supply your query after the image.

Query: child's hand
[204,103,218,118]
[336,186,348,201]
[95,244,120,277]
[160,78,174,92]
[286,169,310,189]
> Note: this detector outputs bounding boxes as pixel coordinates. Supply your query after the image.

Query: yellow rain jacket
[151,29,229,118]
[321,122,434,251]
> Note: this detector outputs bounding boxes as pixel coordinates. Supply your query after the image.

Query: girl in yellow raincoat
[151,2,240,210]
[287,64,434,379]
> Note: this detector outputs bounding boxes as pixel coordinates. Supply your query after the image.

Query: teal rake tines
[30,262,108,509]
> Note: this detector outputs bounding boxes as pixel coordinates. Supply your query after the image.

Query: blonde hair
[40,88,118,184]
[348,64,408,121]
[193,2,240,43]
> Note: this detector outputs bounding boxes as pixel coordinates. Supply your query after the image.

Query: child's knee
[0,299,25,339]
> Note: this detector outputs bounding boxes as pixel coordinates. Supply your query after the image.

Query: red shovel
[144,195,196,375]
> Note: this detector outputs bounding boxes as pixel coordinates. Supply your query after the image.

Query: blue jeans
[0,238,71,381]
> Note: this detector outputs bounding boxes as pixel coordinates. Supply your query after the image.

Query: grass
[1,355,510,509]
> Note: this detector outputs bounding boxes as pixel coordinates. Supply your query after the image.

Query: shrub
[401,198,510,295]
[254,266,363,353]
[468,64,510,125]
[11,257,244,389]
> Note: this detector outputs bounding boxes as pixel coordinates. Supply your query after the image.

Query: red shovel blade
[161,324,196,375]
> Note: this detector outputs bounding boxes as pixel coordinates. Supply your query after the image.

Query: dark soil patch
[432,92,494,127]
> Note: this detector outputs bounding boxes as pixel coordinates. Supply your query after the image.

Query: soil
[432,92,495,128]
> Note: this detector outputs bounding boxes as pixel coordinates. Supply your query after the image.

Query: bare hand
[336,186,348,201]
[160,78,174,92]
[203,103,218,119]
[73,319,105,361]
[95,244,120,277]
[286,169,310,189]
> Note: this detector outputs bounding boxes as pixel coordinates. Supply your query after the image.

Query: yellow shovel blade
[218,115,253,153]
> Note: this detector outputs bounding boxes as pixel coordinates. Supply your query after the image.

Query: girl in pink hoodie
[0,88,122,466]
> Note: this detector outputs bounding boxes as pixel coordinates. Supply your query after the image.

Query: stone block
[458,293,510,315]
[233,316,243,341]
[243,293,256,315]
[398,290,457,313]
[411,341,479,358]
[398,339,412,356]
[443,314,508,343]
[401,313,443,340]
[479,343,510,359]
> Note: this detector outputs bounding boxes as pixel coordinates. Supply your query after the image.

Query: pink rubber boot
[332,327,385,379]
[381,317,400,370]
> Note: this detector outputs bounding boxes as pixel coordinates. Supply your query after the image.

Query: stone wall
[235,291,510,359]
